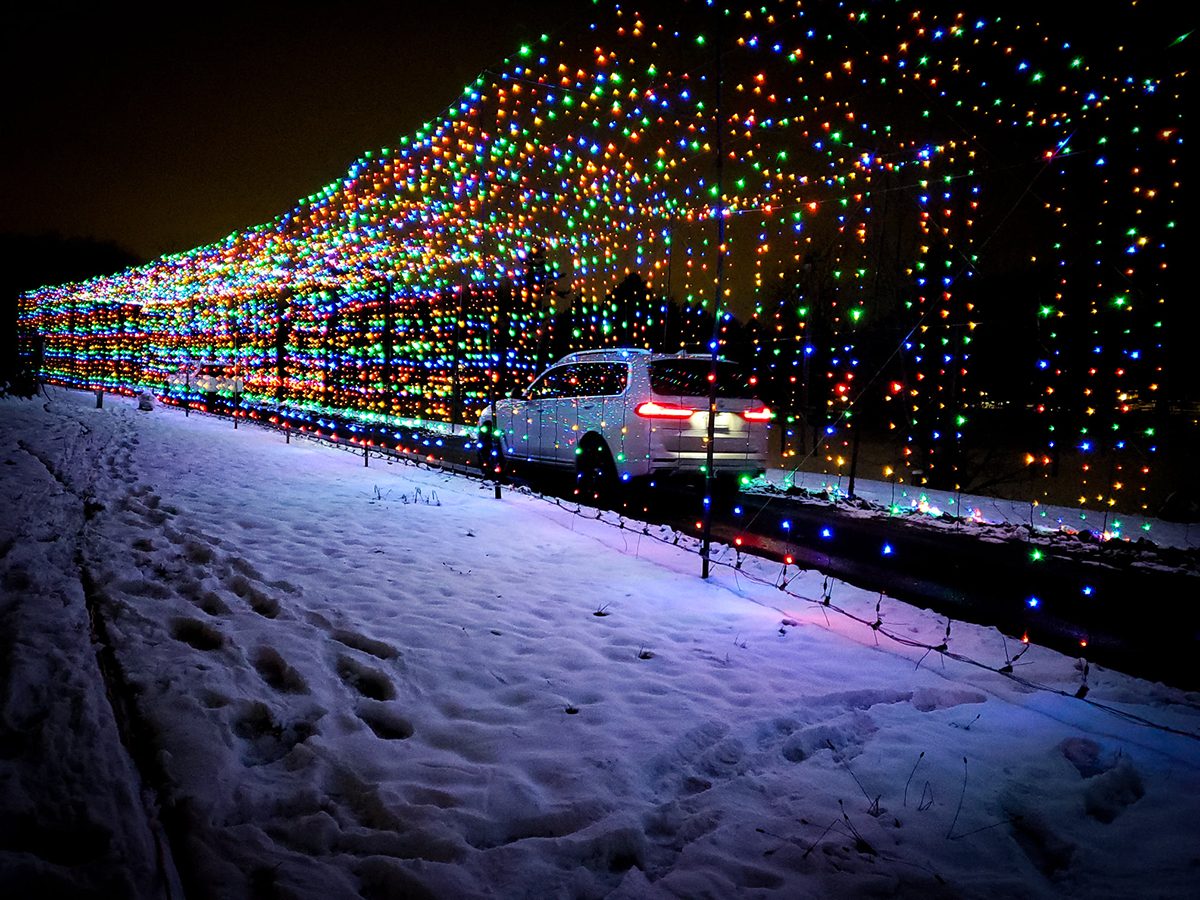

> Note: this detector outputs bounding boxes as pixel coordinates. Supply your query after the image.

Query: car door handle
[578,403,597,410]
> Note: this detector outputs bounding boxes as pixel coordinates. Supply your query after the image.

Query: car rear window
[650,359,756,398]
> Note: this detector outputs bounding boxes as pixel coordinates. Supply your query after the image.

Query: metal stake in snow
[701,22,724,580]
[488,286,503,500]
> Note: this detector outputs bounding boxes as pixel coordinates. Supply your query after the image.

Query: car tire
[479,427,505,477]
[575,440,618,505]
[710,472,741,512]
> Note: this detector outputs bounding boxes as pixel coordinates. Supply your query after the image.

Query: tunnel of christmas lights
[17,2,1183,515]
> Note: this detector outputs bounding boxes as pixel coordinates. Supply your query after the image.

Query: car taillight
[635,400,697,419]
[741,406,774,422]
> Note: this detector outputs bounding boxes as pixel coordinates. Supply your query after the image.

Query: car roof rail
[556,347,652,365]
[650,349,730,362]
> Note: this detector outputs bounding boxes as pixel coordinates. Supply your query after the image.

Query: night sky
[3,2,589,263]
[6,2,1182,266]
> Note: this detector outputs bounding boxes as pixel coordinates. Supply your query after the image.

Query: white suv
[478,348,772,499]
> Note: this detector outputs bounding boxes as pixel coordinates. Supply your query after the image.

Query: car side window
[528,363,628,400]
[527,366,574,400]
[572,363,628,397]
[524,372,549,400]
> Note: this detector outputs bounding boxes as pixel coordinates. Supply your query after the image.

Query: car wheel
[575,440,618,505]
[479,428,505,476]
[710,473,741,512]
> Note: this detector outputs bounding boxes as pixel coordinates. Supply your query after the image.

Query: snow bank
[760,470,1200,554]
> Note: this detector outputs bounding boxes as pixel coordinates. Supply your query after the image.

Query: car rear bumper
[648,452,766,475]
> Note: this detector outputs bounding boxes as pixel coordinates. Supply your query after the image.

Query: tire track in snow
[16,406,187,898]
[77,560,187,899]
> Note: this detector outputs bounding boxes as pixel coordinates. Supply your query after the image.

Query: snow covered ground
[2,387,1198,899]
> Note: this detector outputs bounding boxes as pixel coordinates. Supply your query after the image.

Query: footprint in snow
[1059,738,1145,823]
[780,712,877,764]
[357,700,414,740]
[648,720,745,796]
[231,701,317,766]
[336,654,396,701]
[226,574,280,618]
[909,687,986,712]
[332,629,399,661]
[253,646,309,694]
[181,538,215,565]
[170,617,224,652]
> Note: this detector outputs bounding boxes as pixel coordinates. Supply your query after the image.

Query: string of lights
[17,1,1184,518]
